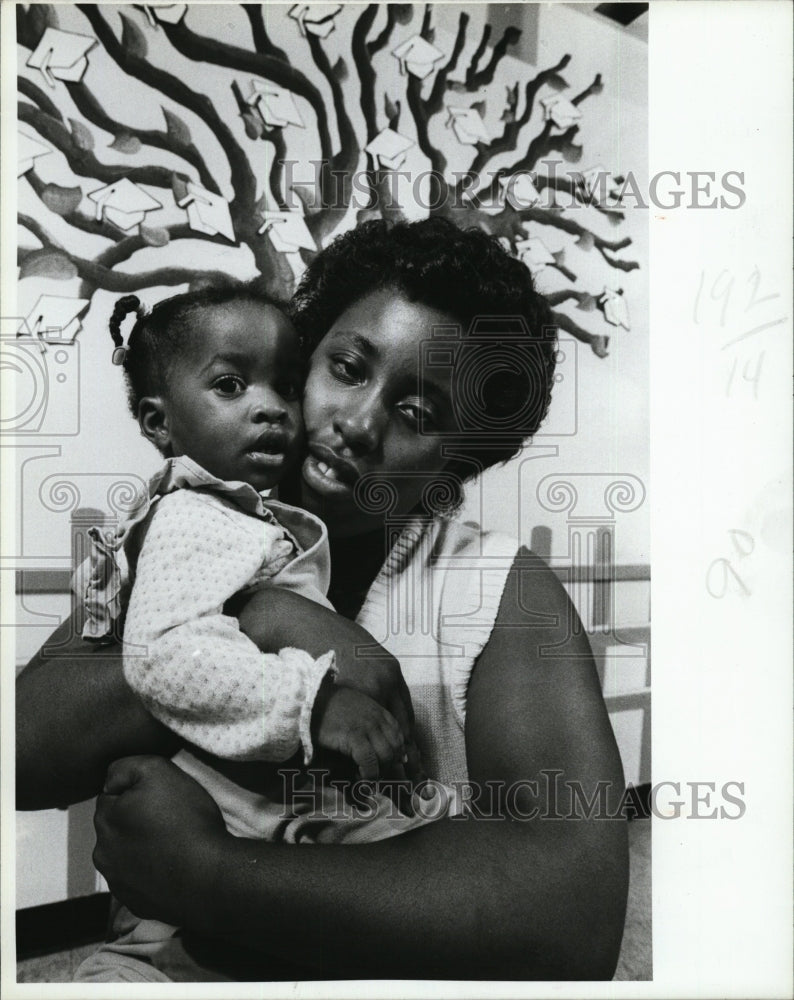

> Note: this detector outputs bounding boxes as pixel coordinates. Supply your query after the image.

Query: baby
[74,286,452,983]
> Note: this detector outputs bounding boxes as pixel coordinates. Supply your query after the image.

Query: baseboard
[16,893,111,960]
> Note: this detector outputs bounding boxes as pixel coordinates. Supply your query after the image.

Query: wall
[11,2,648,569]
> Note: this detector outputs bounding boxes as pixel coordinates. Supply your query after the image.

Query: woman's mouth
[302,452,356,497]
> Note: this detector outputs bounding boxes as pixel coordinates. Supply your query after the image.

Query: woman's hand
[93,756,227,925]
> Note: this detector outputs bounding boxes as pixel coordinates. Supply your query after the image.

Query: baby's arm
[123,490,333,764]
[238,587,424,782]
[124,490,405,776]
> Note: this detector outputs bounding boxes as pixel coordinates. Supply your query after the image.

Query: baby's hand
[313,684,405,781]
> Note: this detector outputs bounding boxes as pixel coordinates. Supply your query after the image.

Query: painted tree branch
[77,5,255,215]
[352,5,380,140]
[230,80,289,212]
[426,12,469,114]
[155,17,334,209]
[307,34,361,242]
[464,24,522,91]
[516,205,637,262]
[18,101,176,189]
[464,54,572,191]
[552,308,609,357]
[19,213,236,293]
[17,76,63,123]
[368,4,408,57]
[23,170,122,241]
[242,4,288,62]
[65,81,220,194]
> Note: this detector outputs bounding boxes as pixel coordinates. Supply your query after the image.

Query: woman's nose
[334,398,382,455]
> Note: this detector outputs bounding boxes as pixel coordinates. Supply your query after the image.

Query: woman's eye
[212,375,245,396]
[329,356,362,384]
[400,402,435,432]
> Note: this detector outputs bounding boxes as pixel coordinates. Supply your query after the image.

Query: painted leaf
[109,132,142,154]
[546,73,569,92]
[69,119,94,151]
[163,108,191,146]
[332,57,348,82]
[242,110,266,140]
[501,83,518,123]
[575,231,595,252]
[41,183,83,216]
[19,249,78,281]
[470,100,486,118]
[384,94,400,129]
[576,293,597,312]
[120,12,148,59]
[291,184,321,216]
[561,140,583,163]
[592,336,610,359]
[30,4,59,37]
[171,172,189,204]
[140,225,170,247]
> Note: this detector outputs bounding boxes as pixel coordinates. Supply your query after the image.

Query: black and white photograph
[2,1,790,994]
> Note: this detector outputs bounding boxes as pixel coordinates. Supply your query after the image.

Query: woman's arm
[15,613,178,809]
[93,550,629,980]
[16,588,419,808]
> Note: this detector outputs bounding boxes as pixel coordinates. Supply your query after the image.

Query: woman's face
[299,289,458,537]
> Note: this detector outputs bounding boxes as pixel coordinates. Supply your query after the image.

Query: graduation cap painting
[18,130,52,177]
[26,28,96,89]
[392,35,445,80]
[446,107,490,146]
[515,237,556,276]
[598,287,630,330]
[499,173,542,210]
[540,95,582,130]
[143,4,188,26]
[364,129,414,170]
[247,81,304,129]
[177,183,236,242]
[288,4,342,38]
[88,179,163,231]
[577,165,620,204]
[20,295,91,345]
[258,212,317,254]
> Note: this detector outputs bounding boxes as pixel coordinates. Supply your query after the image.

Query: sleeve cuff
[297,649,338,765]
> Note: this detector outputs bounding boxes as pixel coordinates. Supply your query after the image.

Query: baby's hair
[109,283,289,419]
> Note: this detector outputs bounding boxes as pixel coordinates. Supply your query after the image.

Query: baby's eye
[212,375,245,397]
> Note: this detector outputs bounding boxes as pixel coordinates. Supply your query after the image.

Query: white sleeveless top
[356,517,521,788]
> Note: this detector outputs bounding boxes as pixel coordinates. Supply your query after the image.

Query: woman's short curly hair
[291,217,558,483]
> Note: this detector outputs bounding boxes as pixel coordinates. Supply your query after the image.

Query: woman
[16,218,628,981]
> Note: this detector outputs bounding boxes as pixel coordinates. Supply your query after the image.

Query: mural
[17,3,641,358]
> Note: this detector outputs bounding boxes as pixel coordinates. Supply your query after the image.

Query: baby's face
[162,301,304,492]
